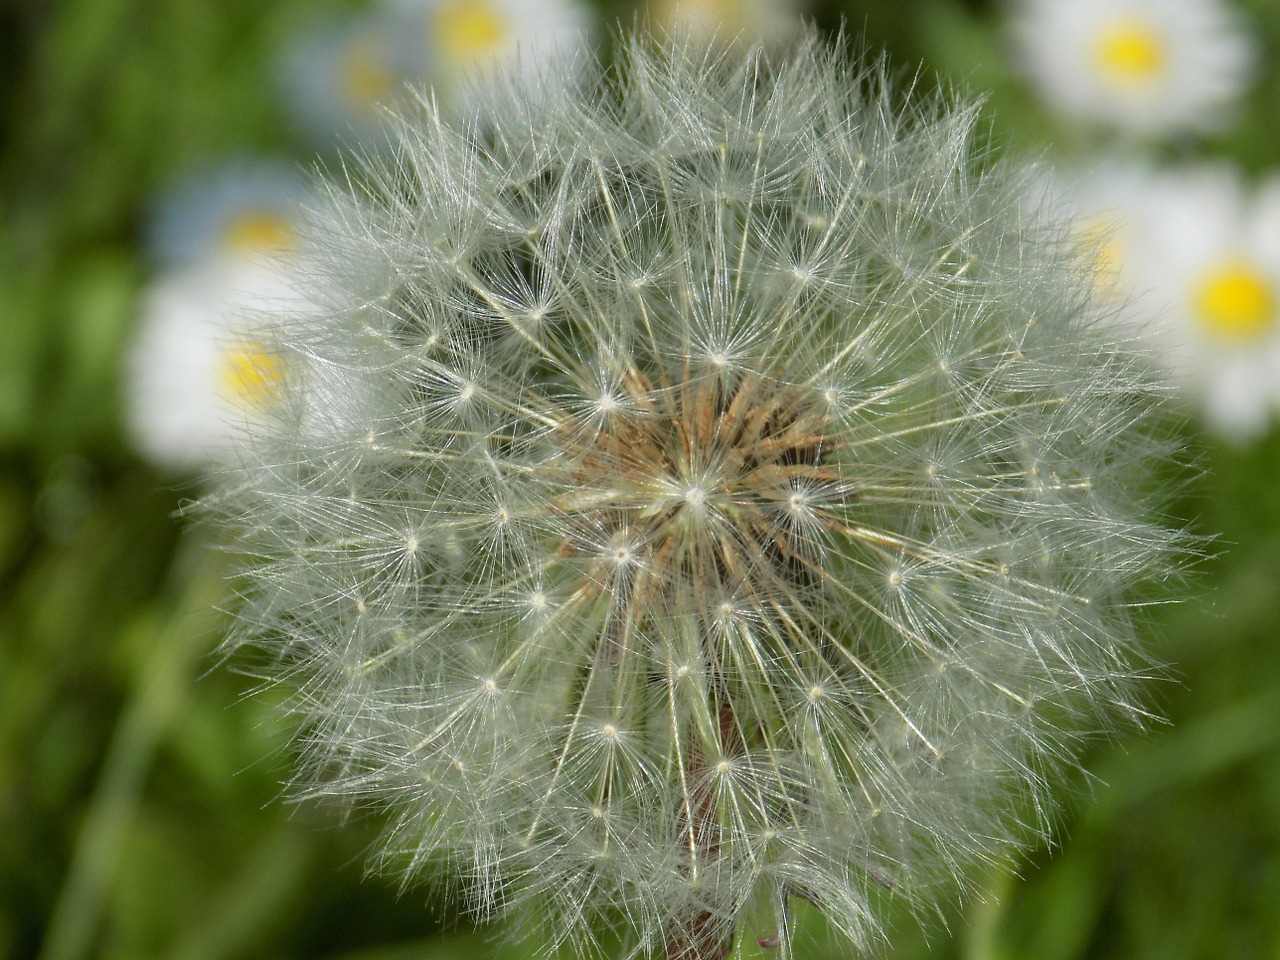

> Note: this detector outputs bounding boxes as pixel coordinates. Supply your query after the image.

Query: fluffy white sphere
[217,33,1190,959]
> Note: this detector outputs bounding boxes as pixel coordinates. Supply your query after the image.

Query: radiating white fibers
[212,33,1193,960]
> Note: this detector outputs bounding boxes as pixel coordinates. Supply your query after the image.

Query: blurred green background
[4,0,1280,958]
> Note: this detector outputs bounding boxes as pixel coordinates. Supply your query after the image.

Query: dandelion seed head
[217,30,1193,960]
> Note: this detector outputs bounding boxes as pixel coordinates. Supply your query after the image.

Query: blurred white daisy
[386,0,591,104]
[146,159,308,267]
[279,12,425,147]
[646,0,804,46]
[126,259,312,471]
[1033,160,1160,303]
[1116,166,1280,439]
[1008,0,1256,136]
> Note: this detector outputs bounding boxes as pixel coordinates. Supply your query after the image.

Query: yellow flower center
[222,213,293,254]
[220,341,284,410]
[434,0,509,66]
[1193,261,1277,342]
[341,37,396,113]
[1093,19,1167,88]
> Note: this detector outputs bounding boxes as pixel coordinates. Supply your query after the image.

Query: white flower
[646,0,804,46]
[133,161,332,470]
[1033,160,1162,304]
[125,259,312,471]
[146,159,308,267]
[1007,0,1256,136]
[386,0,591,104]
[281,0,592,141]
[1119,166,1280,439]
[279,12,425,147]
[1052,162,1280,440]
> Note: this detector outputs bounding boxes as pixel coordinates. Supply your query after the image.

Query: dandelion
[215,33,1190,958]
[1007,0,1256,137]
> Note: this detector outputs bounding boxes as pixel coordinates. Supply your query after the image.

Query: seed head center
[546,370,845,626]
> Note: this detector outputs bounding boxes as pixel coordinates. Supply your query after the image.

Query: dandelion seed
[216,31,1192,960]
